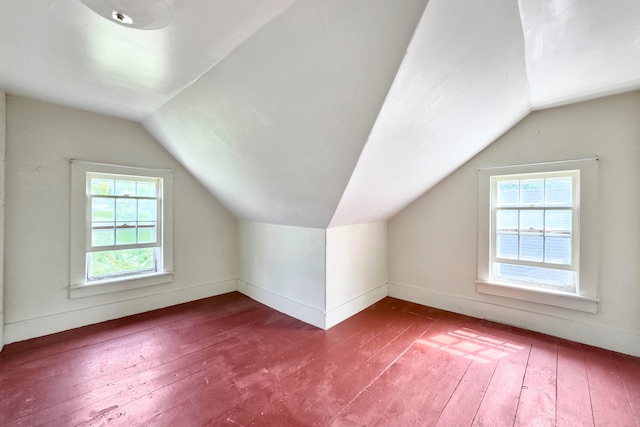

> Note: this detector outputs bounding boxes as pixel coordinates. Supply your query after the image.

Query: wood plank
[513,334,557,427]
[471,325,532,427]
[585,346,636,426]
[556,339,594,426]
[434,324,523,427]
[614,352,640,425]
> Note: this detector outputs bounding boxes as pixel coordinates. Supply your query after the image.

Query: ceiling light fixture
[80,0,173,30]
[111,10,133,25]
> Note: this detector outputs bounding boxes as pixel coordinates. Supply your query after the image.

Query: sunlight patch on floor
[416,327,525,364]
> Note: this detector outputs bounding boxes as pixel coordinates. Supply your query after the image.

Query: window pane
[520,235,543,262]
[494,262,576,292]
[496,210,518,232]
[88,248,155,279]
[92,226,114,247]
[115,180,136,196]
[497,180,519,206]
[115,222,137,245]
[90,178,114,195]
[545,236,571,265]
[545,210,571,234]
[91,198,115,222]
[137,222,157,244]
[497,234,518,259]
[520,210,544,233]
[521,179,544,206]
[138,199,157,221]
[115,198,137,222]
[137,181,157,197]
[545,177,572,206]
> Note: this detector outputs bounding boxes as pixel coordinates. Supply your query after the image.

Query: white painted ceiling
[0,0,297,120]
[1,0,639,228]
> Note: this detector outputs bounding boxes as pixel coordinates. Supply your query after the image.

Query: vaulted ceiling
[2,0,639,228]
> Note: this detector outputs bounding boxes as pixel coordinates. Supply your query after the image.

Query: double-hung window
[492,171,578,292]
[88,173,161,281]
[477,158,599,313]
[70,161,174,298]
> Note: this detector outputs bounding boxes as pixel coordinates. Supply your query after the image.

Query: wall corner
[0,90,6,351]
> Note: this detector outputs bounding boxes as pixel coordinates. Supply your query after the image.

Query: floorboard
[513,334,557,426]
[585,346,637,426]
[470,324,531,427]
[556,339,594,426]
[615,353,640,425]
[433,325,505,427]
[1,292,639,426]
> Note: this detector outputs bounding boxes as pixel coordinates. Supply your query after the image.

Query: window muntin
[86,173,163,281]
[490,171,579,292]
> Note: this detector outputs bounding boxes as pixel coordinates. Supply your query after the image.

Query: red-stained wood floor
[1,292,639,426]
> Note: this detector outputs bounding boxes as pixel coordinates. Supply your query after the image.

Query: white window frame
[70,161,174,298]
[476,157,599,313]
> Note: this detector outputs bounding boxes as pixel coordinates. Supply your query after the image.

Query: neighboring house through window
[70,161,174,298]
[476,157,599,313]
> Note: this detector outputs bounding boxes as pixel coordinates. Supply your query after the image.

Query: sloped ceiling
[331,0,530,226]
[1,0,639,229]
[520,0,640,107]
[144,0,430,228]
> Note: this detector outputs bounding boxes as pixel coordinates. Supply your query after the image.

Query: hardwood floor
[1,292,639,426]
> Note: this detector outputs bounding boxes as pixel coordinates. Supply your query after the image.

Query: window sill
[476,280,599,313]
[69,272,174,299]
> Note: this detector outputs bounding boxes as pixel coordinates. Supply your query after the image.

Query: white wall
[4,96,237,344]
[388,91,640,357]
[237,221,326,328]
[326,222,387,328]
[237,221,389,329]
[0,91,5,350]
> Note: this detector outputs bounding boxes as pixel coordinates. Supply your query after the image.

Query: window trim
[70,161,174,298]
[476,157,599,313]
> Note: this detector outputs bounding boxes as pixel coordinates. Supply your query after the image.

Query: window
[88,173,161,281]
[477,158,599,313]
[70,161,174,298]
[492,171,578,292]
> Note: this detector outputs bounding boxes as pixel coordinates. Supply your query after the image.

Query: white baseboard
[388,282,640,358]
[236,279,326,329]
[326,284,388,329]
[4,279,237,345]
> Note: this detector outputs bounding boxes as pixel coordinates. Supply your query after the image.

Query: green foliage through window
[89,248,155,279]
